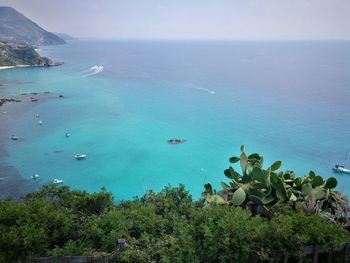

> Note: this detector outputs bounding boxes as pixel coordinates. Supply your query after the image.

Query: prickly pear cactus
[204,146,347,221]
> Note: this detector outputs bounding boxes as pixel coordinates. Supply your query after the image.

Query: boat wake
[83,65,104,76]
[191,86,215,95]
[159,80,216,95]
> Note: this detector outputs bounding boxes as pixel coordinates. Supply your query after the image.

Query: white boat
[53,179,63,184]
[36,114,40,118]
[11,135,18,140]
[75,153,87,159]
[39,120,43,125]
[333,165,350,174]
[333,151,350,174]
[66,132,70,137]
[31,174,39,179]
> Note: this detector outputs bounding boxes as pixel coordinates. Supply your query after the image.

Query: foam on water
[83,65,104,76]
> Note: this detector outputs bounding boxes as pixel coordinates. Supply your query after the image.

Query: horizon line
[71,37,350,42]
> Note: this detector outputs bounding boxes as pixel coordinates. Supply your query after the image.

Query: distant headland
[0,6,65,46]
[0,41,62,69]
[0,6,69,68]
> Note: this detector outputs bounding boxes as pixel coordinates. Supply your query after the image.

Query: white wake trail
[191,86,215,95]
[80,66,98,74]
[83,65,104,76]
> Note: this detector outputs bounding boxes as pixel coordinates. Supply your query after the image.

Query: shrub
[204,145,349,226]
[0,184,349,262]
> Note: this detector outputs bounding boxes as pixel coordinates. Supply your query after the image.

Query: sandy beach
[0,65,32,71]
[0,66,16,70]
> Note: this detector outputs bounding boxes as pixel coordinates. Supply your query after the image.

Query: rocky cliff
[0,41,61,67]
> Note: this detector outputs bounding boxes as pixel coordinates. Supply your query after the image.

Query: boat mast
[344,150,348,167]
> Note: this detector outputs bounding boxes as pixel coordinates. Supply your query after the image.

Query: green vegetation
[0,147,349,262]
[0,41,54,67]
[0,184,349,262]
[205,146,349,225]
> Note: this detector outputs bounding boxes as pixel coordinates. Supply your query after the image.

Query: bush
[204,146,349,226]
[0,184,349,262]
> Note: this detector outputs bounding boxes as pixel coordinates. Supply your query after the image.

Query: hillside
[53,32,77,41]
[0,41,60,67]
[0,6,65,46]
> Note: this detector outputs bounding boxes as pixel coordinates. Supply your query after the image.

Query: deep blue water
[1,40,350,200]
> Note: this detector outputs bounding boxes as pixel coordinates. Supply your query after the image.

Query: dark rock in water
[0,98,21,106]
[168,138,187,144]
[0,164,37,200]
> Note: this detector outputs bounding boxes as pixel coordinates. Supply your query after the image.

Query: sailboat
[333,151,350,174]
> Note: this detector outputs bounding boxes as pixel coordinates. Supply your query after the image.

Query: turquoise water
[1,40,350,200]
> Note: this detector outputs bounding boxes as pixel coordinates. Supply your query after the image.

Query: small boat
[53,178,63,184]
[65,132,70,137]
[39,120,43,125]
[333,165,350,174]
[168,138,187,144]
[31,98,38,102]
[36,114,40,118]
[75,153,87,159]
[333,151,350,174]
[31,174,39,179]
[11,135,18,140]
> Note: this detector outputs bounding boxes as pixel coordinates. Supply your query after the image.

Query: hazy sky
[1,0,350,40]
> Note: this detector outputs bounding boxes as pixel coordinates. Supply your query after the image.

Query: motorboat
[53,179,63,184]
[65,132,70,137]
[39,120,43,125]
[31,174,39,179]
[11,135,18,140]
[75,153,87,159]
[333,165,350,174]
[333,151,350,174]
[168,138,187,144]
[36,114,40,118]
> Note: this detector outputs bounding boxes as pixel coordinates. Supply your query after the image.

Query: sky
[1,0,350,40]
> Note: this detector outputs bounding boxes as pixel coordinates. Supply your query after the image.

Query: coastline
[0,64,61,71]
[0,66,16,70]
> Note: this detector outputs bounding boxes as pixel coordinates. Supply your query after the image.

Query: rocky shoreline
[0,62,63,71]
[0,91,56,107]
[0,98,21,106]
[0,41,63,69]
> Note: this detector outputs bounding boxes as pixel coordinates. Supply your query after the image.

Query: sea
[1,40,350,200]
